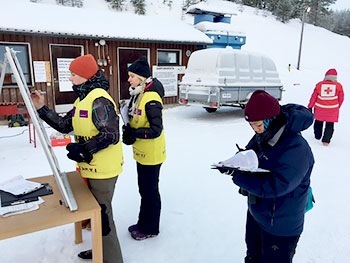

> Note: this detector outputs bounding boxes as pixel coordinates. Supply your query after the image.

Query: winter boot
[130,229,158,241]
[78,249,92,260]
[128,224,139,233]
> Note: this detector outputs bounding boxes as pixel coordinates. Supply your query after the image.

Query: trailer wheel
[204,107,217,113]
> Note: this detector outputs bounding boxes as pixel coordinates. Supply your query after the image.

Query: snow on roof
[194,21,245,36]
[0,1,212,45]
[186,1,237,16]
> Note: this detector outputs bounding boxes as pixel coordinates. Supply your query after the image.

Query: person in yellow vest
[122,56,166,240]
[31,54,124,263]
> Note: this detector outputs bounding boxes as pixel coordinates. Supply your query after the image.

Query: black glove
[308,108,313,113]
[122,123,136,145]
[217,166,234,175]
[66,143,93,163]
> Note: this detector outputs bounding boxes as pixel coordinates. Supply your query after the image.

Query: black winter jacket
[129,77,165,139]
[37,70,120,154]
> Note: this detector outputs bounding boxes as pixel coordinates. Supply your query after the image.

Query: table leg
[74,221,83,244]
[91,211,103,263]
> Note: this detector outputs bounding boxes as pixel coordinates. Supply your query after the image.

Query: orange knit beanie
[69,54,98,79]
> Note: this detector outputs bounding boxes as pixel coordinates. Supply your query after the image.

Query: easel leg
[91,212,103,263]
[74,221,83,244]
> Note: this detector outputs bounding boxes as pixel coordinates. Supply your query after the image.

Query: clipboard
[211,164,270,173]
[119,100,129,124]
[0,183,53,207]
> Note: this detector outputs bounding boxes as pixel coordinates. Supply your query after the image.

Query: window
[157,50,180,66]
[0,43,32,86]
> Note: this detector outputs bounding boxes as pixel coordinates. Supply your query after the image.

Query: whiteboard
[3,47,78,211]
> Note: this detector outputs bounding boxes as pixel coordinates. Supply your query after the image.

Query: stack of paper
[0,176,45,217]
[212,150,270,173]
[0,175,43,196]
[0,197,44,217]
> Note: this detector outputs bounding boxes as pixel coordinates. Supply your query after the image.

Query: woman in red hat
[31,54,124,262]
[308,68,344,145]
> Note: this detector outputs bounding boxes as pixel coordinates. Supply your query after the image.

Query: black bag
[8,114,28,127]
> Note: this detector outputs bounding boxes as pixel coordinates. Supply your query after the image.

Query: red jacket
[308,80,344,122]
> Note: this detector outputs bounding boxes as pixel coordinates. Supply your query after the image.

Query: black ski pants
[136,162,162,235]
[244,211,300,263]
[314,120,334,143]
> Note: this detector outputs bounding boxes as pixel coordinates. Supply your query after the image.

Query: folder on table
[0,183,53,207]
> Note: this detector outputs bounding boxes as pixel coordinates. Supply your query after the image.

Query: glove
[66,143,93,163]
[122,123,136,145]
[238,188,249,196]
[308,108,313,113]
[217,166,234,175]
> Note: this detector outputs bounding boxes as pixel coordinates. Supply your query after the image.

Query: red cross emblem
[324,87,332,94]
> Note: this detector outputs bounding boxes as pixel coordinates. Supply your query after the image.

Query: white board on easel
[0,47,78,212]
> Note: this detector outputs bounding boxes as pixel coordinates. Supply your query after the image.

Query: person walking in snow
[218,90,314,263]
[122,56,166,240]
[308,68,344,146]
[31,54,124,263]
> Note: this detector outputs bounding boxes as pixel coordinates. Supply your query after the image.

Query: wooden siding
[0,33,198,108]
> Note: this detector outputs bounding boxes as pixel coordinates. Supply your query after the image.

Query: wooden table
[0,171,102,263]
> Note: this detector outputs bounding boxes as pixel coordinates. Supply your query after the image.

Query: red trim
[144,81,154,91]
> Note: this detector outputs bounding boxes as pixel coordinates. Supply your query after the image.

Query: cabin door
[118,48,149,100]
[50,44,83,113]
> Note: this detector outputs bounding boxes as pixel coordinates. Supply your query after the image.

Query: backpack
[8,114,28,128]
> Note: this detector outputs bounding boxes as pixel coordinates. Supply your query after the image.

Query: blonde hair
[133,75,147,123]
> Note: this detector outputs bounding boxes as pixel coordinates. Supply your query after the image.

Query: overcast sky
[332,0,350,11]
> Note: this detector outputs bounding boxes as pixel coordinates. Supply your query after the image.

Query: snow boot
[128,224,139,233]
[78,249,92,260]
[130,229,158,241]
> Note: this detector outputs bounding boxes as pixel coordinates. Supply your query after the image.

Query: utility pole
[297,7,311,70]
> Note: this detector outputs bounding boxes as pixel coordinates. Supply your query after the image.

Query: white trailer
[179,47,283,112]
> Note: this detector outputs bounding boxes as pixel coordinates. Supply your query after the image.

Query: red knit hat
[244,90,280,122]
[69,54,98,79]
[325,68,337,76]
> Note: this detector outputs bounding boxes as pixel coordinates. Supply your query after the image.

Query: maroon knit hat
[244,90,280,122]
[69,54,98,79]
[325,68,337,76]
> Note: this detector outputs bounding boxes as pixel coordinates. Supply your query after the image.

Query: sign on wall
[57,58,74,92]
[152,66,181,97]
[33,61,51,83]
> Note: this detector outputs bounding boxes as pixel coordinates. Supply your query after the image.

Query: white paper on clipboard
[119,100,130,124]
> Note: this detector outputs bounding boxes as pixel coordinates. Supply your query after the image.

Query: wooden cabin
[0,2,211,113]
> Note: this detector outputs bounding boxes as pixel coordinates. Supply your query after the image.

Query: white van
[179,47,283,112]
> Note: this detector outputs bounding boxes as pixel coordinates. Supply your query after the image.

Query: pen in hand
[236,143,244,152]
[31,91,46,95]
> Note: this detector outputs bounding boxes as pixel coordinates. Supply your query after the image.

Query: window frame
[156,49,182,66]
[0,41,34,88]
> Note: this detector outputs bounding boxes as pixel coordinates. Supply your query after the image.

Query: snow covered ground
[1,1,350,263]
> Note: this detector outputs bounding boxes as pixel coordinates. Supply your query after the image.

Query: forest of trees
[228,0,350,37]
[29,0,350,38]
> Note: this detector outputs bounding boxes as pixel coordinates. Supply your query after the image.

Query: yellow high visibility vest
[130,91,166,165]
[72,88,123,179]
